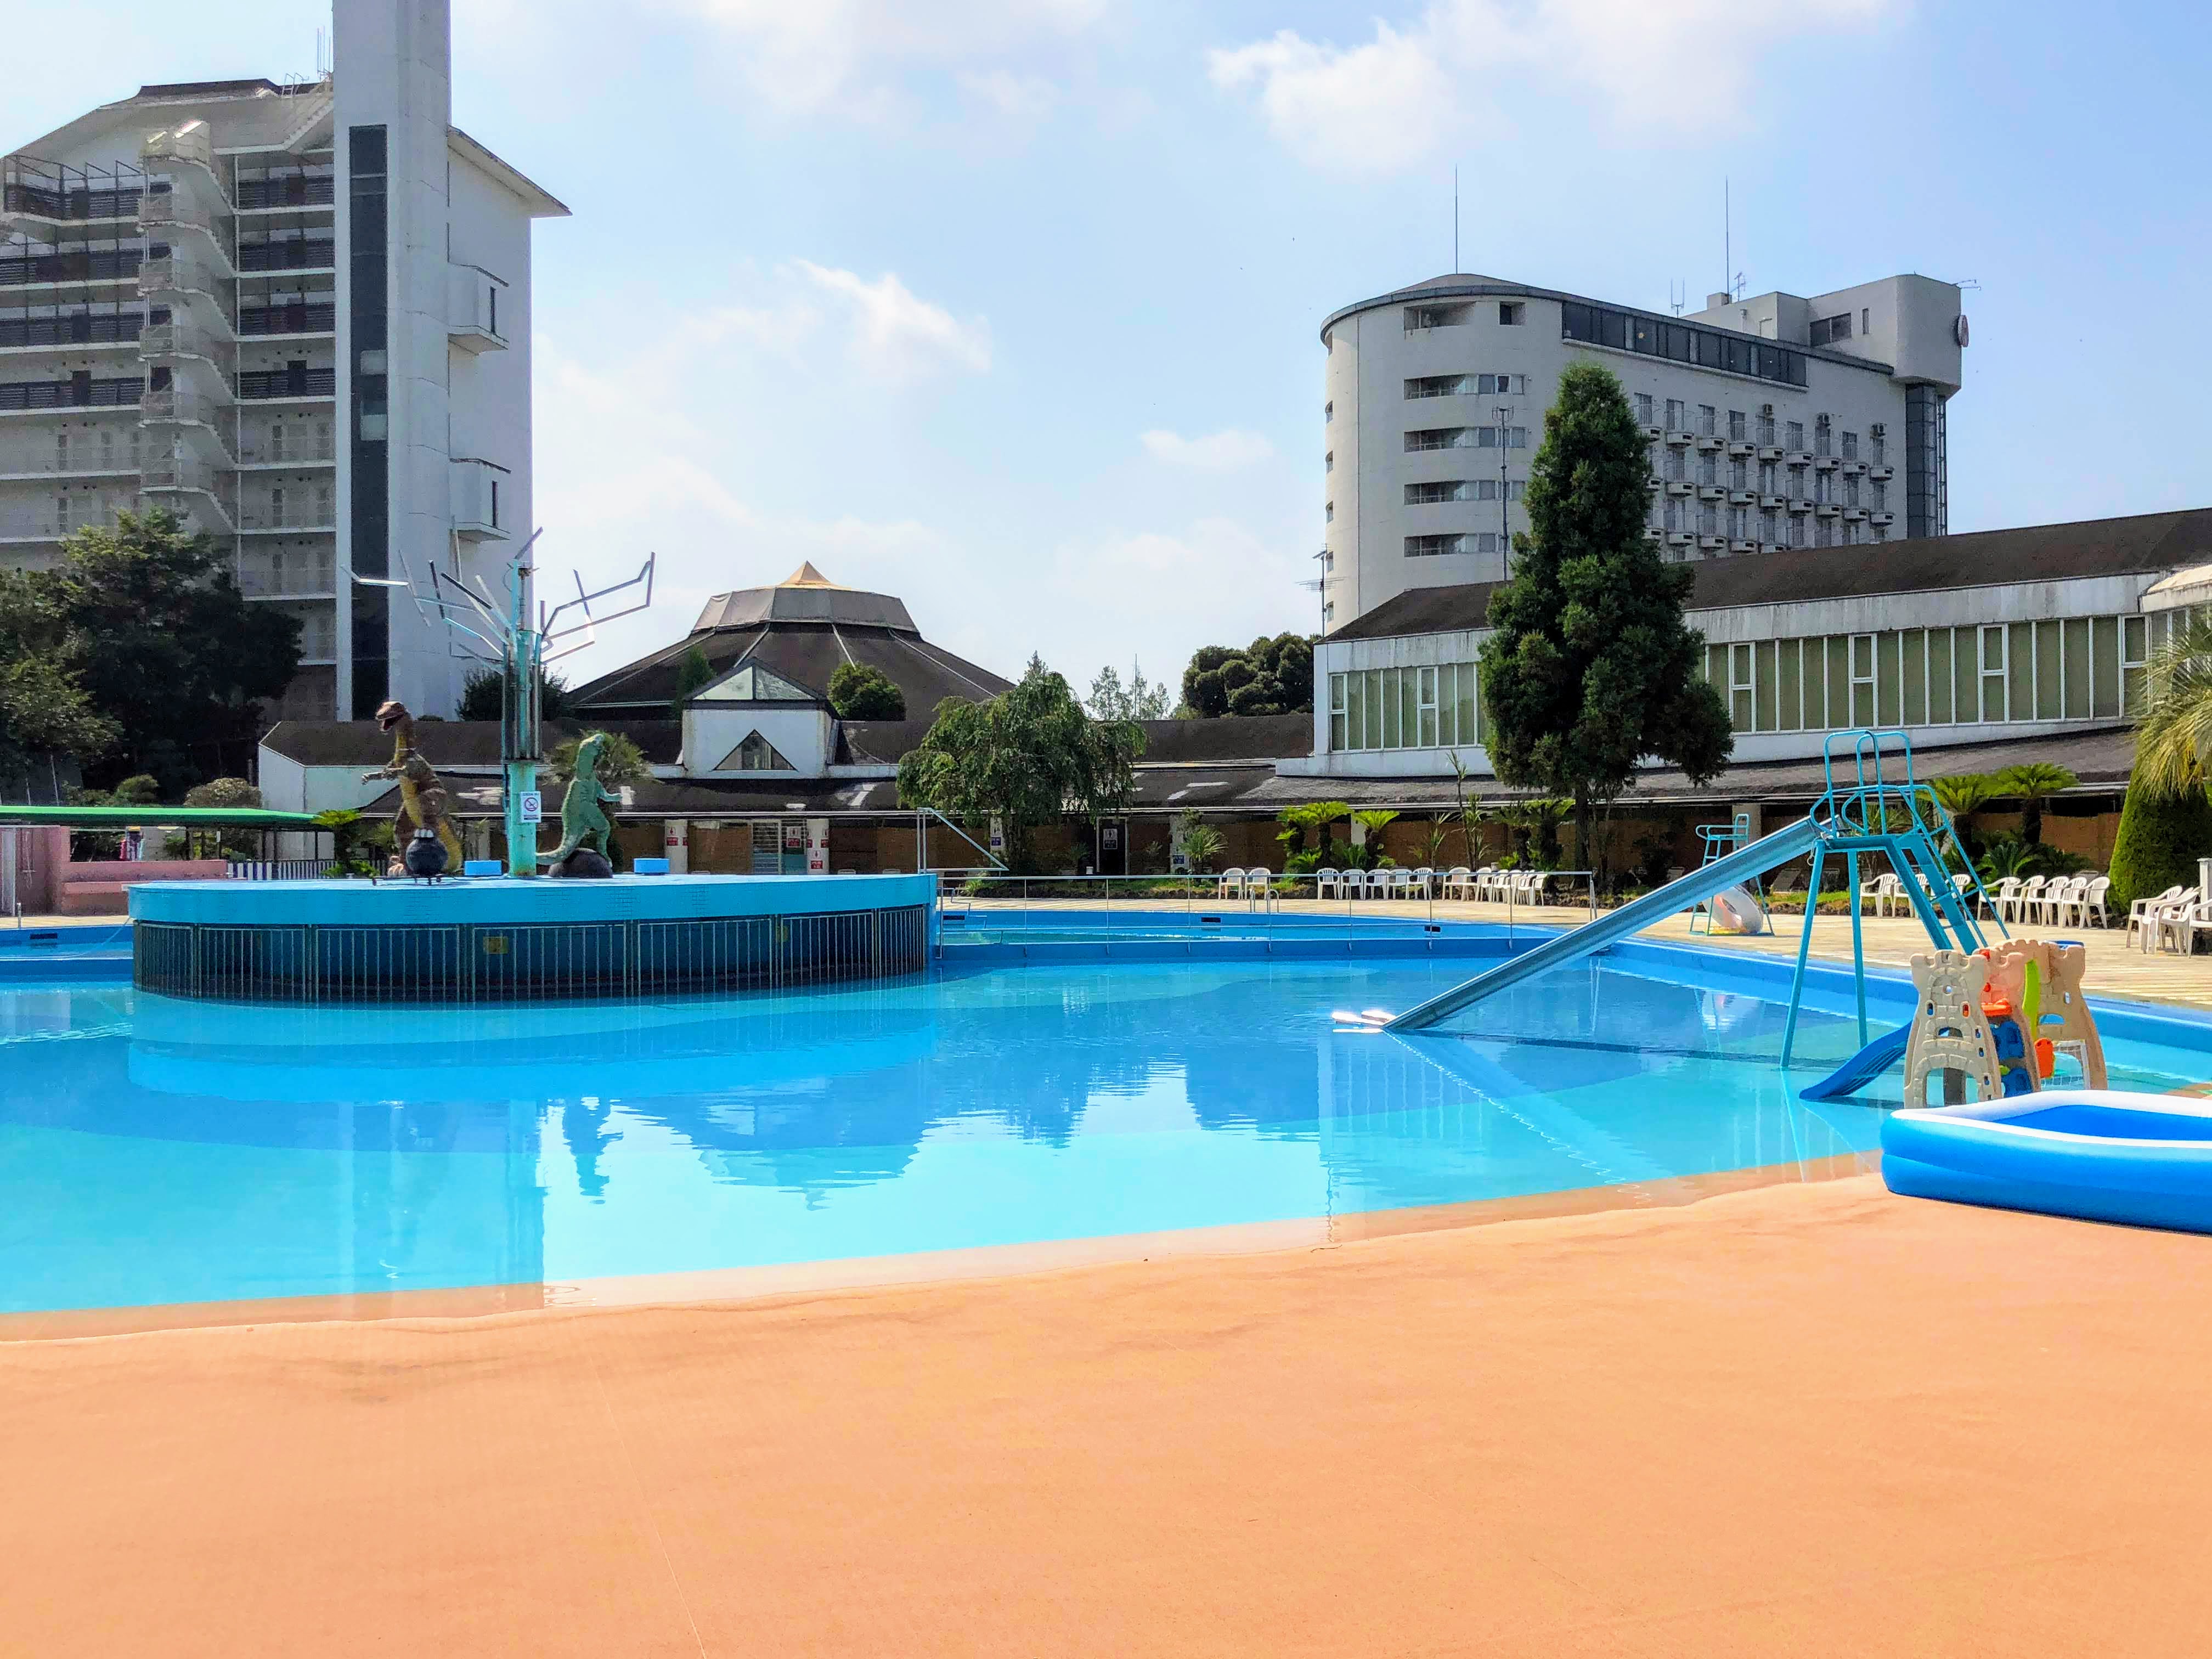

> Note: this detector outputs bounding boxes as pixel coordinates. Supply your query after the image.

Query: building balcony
[137,322,234,369]
[1,246,143,291]
[1814,503,1841,517]
[1785,449,1814,467]
[1664,480,1694,496]
[447,262,509,354]
[0,375,144,416]
[237,433,335,467]
[1698,534,1726,550]
[0,438,143,479]
[1666,531,1695,547]
[235,239,336,276]
[1867,464,1894,481]
[1843,506,1870,520]
[1842,459,1869,475]
[1813,454,1841,471]
[1758,493,1787,509]
[1664,428,1695,447]
[237,558,337,599]
[450,455,511,540]
[236,503,335,534]
[2,156,145,237]
[235,173,335,211]
[140,121,216,176]
[1871,511,1896,527]
[1639,423,1663,442]
[1694,433,1725,450]
[0,310,146,351]
[1757,445,1784,461]
[1729,538,1758,553]
[1697,485,1726,501]
[1726,489,1756,505]
[1727,440,1756,457]
[1785,497,1814,514]
[235,366,336,401]
[239,301,335,340]
[137,255,226,302]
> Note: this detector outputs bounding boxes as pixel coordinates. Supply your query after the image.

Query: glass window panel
[1345,672,1364,749]
[1826,637,1850,731]
[1877,631,1901,727]
[1901,630,1926,726]
[1417,667,1438,747]
[1926,629,1953,724]
[1434,664,1455,747]
[1364,669,1383,748]
[1849,634,1877,728]
[1946,628,1971,724]
[1706,644,1726,686]
[2035,622,2063,720]
[1852,634,1875,679]
[1776,639,1802,731]
[1399,668,1419,747]
[2122,615,2148,713]
[1330,710,1347,750]
[1381,668,1402,748]
[2008,623,2035,721]
[1458,663,1480,746]
[2091,616,2120,718]
[2061,618,2090,720]
[1754,640,1778,733]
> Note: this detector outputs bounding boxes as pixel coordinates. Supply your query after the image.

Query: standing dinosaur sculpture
[545,730,620,876]
[361,700,464,871]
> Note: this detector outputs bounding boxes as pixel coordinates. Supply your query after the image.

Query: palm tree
[1928,772,1996,821]
[2132,611,2212,799]
[1993,761,2079,845]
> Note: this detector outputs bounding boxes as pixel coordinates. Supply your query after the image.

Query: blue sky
[13,1,2211,694]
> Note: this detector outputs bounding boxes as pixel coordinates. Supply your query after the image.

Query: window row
[1405,302,1523,330]
[1405,478,1523,504]
[1404,426,1529,452]
[1406,532,1508,557]
[1701,618,2157,736]
[1631,394,1884,461]
[1561,301,1809,386]
[1328,663,1482,752]
[1404,373,1530,399]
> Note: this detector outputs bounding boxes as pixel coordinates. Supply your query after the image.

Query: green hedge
[2107,786,2212,911]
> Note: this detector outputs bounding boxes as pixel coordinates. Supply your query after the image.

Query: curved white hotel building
[1319,272,1967,629]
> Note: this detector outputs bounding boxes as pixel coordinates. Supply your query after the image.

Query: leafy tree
[1351,808,1400,869]
[670,645,715,714]
[2107,786,2212,911]
[1927,772,1997,821]
[1275,800,1350,871]
[313,808,376,878]
[828,661,907,721]
[0,509,298,793]
[0,652,120,782]
[459,663,572,723]
[1181,633,1316,718]
[1087,661,1173,721]
[183,777,262,809]
[1174,809,1224,874]
[2131,611,2212,800]
[1992,761,2079,846]
[896,656,1144,874]
[1495,796,1571,867]
[106,774,161,805]
[1478,361,1730,868]
[545,731,650,789]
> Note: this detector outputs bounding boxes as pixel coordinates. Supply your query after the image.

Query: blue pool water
[2,949,2203,1319]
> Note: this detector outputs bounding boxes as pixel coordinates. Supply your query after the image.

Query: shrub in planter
[2108,786,2212,911]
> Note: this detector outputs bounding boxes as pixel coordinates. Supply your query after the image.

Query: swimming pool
[3,942,2205,1329]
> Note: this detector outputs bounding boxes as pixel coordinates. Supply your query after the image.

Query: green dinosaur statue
[545,730,620,870]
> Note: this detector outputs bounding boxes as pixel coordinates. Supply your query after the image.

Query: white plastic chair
[2082,875,2112,928]
[1443,865,1473,900]
[1982,877,2018,921]
[1362,868,1391,900]
[1315,867,1342,900]
[2008,876,2047,925]
[1411,866,1436,898]
[2126,885,2183,949]
[1216,867,1246,899]
[2151,888,2203,955]
[1380,867,1408,900]
[2045,876,2089,929]
[1471,865,1495,900]
[1867,872,1903,917]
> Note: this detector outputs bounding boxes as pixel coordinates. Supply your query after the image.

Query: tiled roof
[1328,509,2212,643]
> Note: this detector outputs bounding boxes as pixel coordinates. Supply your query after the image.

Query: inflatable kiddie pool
[1881,1091,2212,1233]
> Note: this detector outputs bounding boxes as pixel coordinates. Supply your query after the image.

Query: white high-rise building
[1318,272,1967,630]
[0,0,565,719]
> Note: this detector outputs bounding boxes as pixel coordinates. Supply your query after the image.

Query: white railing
[236,435,336,465]
[236,503,335,532]
[238,565,337,597]
[140,122,215,172]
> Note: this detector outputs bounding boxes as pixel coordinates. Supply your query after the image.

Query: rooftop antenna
[1452,166,1459,272]
[1724,177,1730,305]
[1669,279,1686,316]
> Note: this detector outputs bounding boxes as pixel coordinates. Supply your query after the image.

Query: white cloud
[1210,0,1898,173]
[792,261,992,381]
[1139,428,1277,470]
[665,0,1105,117]
[957,69,1062,122]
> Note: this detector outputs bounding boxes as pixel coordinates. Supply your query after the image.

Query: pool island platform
[128,872,936,1002]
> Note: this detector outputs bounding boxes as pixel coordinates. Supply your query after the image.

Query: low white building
[0,0,566,721]
[1320,271,1967,628]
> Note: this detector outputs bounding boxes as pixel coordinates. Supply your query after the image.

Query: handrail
[913,806,1004,873]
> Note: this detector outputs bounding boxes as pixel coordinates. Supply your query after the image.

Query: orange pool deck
[6,1175,2212,1657]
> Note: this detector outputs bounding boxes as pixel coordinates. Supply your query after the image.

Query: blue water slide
[1384,815,1826,1032]
[1797,1024,1909,1102]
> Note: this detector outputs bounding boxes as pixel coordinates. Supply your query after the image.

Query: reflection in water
[0,957,1992,1318]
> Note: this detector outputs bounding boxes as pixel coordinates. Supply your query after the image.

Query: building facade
[1319,272,1966,629]
[0,0,565,721]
